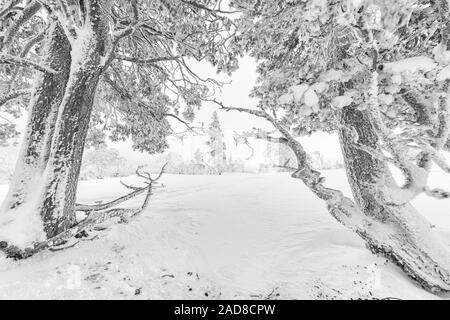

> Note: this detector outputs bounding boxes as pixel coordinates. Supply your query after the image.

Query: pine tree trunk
[0,22,70,213]
[36,1,109,238]
[339,106,395,221]
[338,105,450,292]
[38,69,102,238]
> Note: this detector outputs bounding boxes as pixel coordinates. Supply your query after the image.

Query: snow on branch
[0,89,29,107]
[104,20,145,67]
[180,0,239,15]
[103,72,202,134]
[0,53,58,74]
[351,8,450,204]
[0,0,21,19]
[0,1,41,51]
[115,55,181,65]
[4,31,45,93]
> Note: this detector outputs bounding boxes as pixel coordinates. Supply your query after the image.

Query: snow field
[0,170,449,299]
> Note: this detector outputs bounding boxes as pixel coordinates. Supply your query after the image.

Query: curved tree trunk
[338,105,450,292]
[0,22,71,213]
[268,101,450,292]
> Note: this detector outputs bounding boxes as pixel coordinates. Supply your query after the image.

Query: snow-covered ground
[0,170,449,300]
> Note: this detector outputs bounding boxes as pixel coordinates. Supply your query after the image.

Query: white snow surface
[0,170,450,300]
[331,96,353,109]
[437,65,450,81]
[304,89,319,107]
[383,56,437,74]
[290,84,309,103]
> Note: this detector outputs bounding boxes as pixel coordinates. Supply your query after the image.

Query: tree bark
[338,105,450,292]
[36,1,110,238]
[0,21,71,213]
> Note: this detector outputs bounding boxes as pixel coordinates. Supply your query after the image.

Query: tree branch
[0,89,29,107]
[75,163,168,212]
[115,55,180,65]
[75,187,147,212]
[164,113,194,131]
[0,0,21,19]
[0,1,41,51]
[209,99,269,119]
[0,53,58,74]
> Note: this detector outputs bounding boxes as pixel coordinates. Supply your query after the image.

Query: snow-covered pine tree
[0,0,236,250]
[190,148,205,174]
[310,151,325,170]
[194,148,204,165]
[227,0,450,292]
[206,111,227,174]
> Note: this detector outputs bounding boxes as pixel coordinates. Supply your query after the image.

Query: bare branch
[149,162,168,182]
[209,99,269,119]
[119,180,142,191]
[115,55,180,65]
[164,113,194,131]
[75,186,146,212]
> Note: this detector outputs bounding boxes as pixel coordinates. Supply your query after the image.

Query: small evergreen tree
[311,151,325,170]
[191,148,206,174]
[194,148,204,165]
[206,111,227,174]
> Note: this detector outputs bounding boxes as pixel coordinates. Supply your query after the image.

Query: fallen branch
[75,162,167,212]
[75,187,146,212]
[0,163,168,259]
